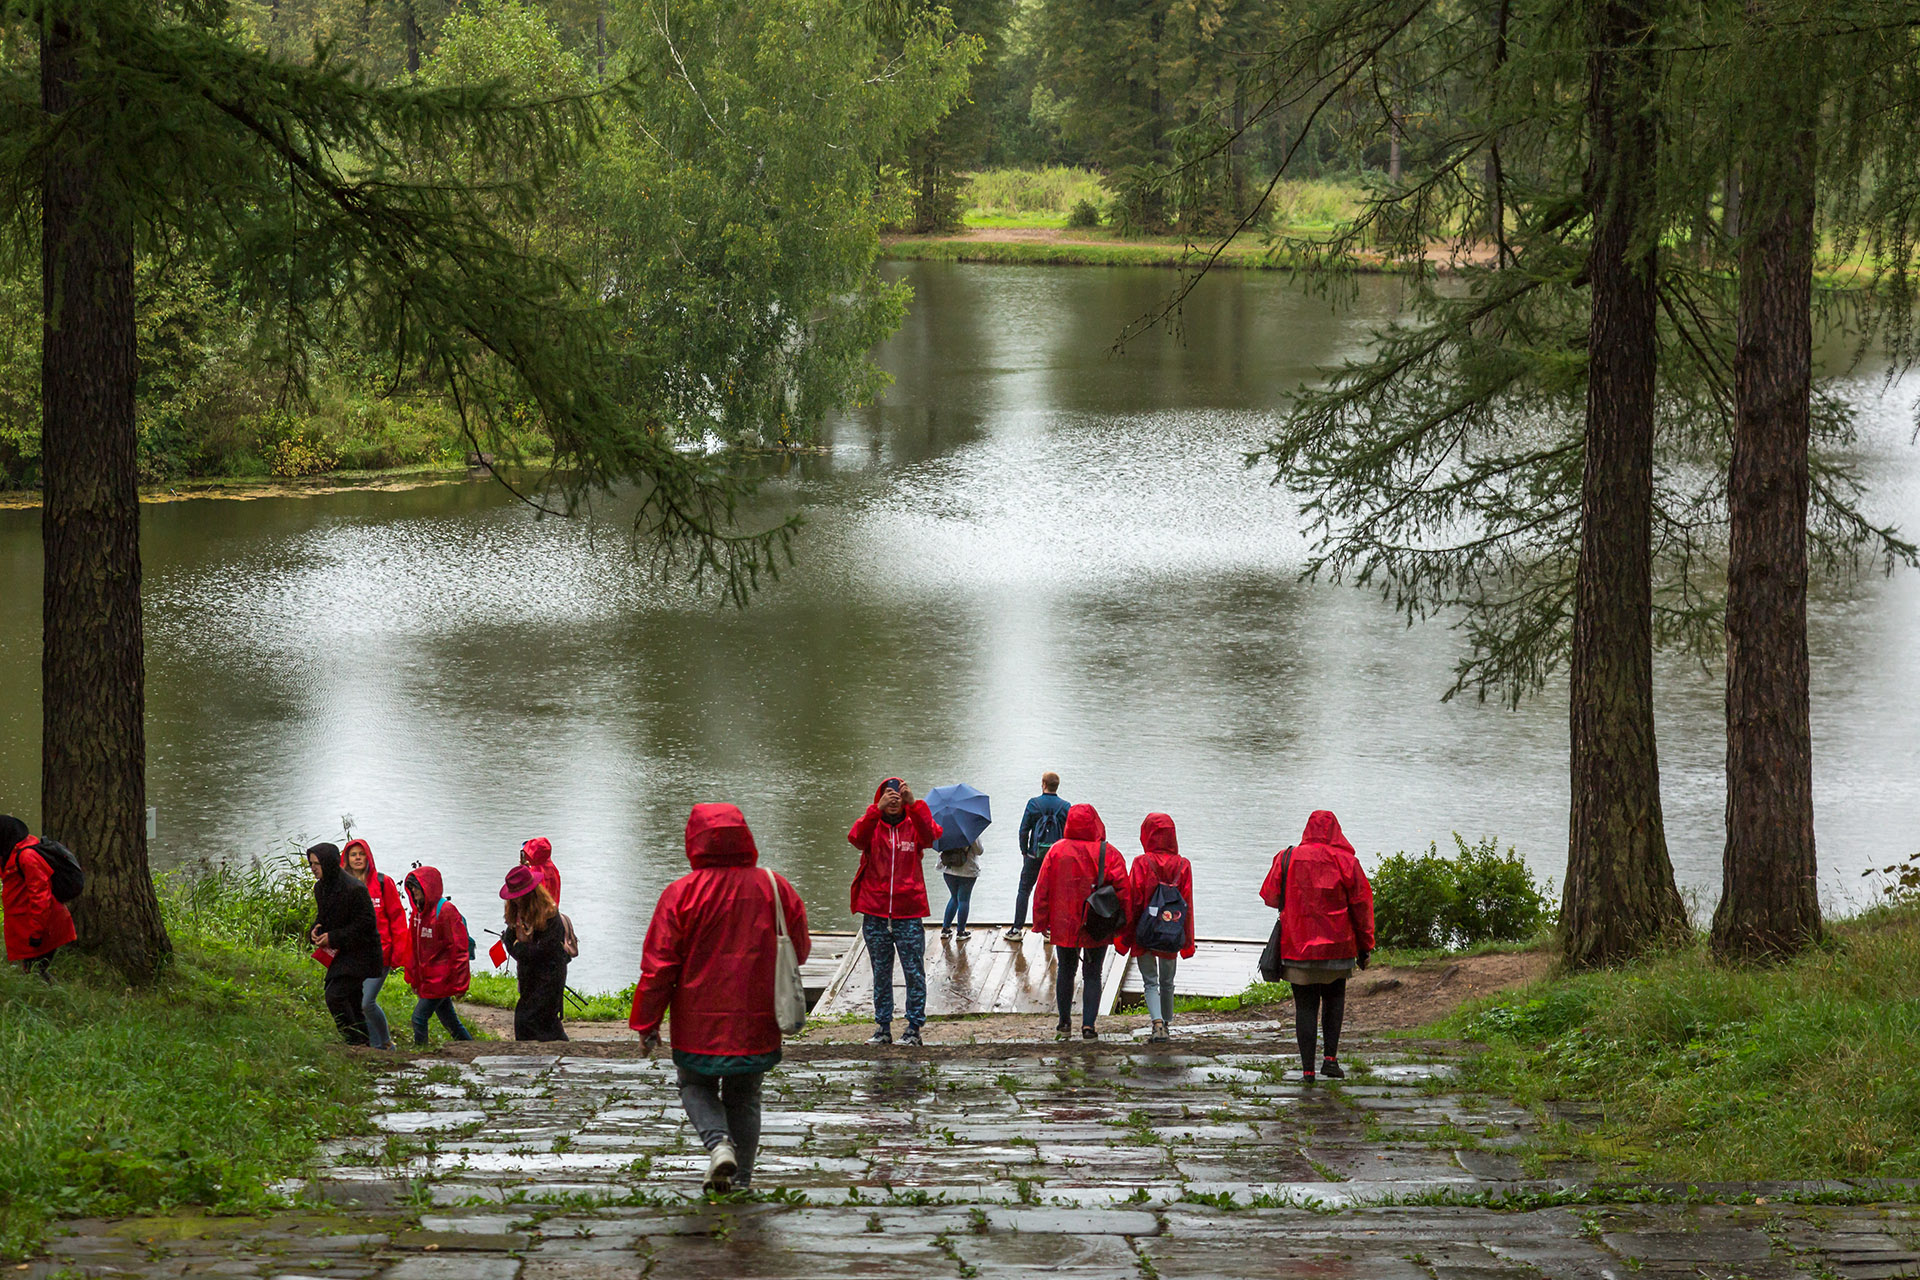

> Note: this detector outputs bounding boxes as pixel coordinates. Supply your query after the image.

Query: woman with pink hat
[500,865,569,1041]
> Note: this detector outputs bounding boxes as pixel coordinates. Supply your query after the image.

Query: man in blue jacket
[1006,772,1069,941]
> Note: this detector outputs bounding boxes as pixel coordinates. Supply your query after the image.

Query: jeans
[324,974,370,1045]
[361,970,393,1049]
[677,1066,764,1188]
[412,996,473,1045]
[1138,953,1179,1023]
[1054,944,1106,1027]
[1012,854,1044,929]
[941,873,977,929]
[1291,979,1348,1068]
[863,914,926,1030]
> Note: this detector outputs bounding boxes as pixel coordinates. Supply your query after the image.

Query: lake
[1,261,1916,990]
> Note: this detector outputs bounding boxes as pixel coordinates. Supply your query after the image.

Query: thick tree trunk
[1713,54,1821,962]
[1561,0,1687,968]
[41,20,171,981]
[404,2,421,76]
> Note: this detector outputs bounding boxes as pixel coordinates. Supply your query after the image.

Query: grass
[0,871,375,1260]
[1446,901,1920,1182]
[465,971,636,1022]
[959,166,1106,224]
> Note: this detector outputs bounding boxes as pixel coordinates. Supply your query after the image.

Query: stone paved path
[30,1027,1920,1278]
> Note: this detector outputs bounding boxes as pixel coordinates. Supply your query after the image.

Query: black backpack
[1080,841,1126,945]
[27,838,84,904]
[1133,881,1189,953]
[1031,803,1066,856]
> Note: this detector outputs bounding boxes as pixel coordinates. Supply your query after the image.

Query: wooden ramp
[802,932,856,1009]
[811,926,1264,1019]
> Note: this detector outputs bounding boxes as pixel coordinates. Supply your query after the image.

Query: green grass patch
[1446,903,1920,1181]
[464,970,635,1021]
[960,166,1107,222]
[0,911,374,1259]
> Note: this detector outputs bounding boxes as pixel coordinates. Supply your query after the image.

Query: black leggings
[1290,979,1347,1068]
[1055,945,1106,1026]
[324,973,371,1046]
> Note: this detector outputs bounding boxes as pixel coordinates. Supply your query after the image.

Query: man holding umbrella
[848,778,942,1046]
[926,784,992,942]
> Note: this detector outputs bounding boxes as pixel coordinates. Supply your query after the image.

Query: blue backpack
[1133,881,1189,953]
[1030,802,1066,855]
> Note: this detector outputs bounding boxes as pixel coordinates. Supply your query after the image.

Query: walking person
[500,868,569,1041]
[341,839,411,1050]
[520,837,562,905]
[1126,813,1195,1044]
[1007,772,1069,941]
[404,865,474,1045]
[939,839,982,940]
[307,841,385,1045]
[0,815,76,981]
[848,777,941,1046]
[1260,810,1374,1082]
[1031,803,1131,1041]
[632,803,811,1194]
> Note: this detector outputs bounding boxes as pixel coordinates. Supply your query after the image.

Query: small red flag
[489,939,508,968]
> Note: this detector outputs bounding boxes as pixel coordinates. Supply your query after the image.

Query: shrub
[961,166,1106,220]
[268,427,338,478]
[1065,197,1102,228]
[1370,834,1554,951]
[158,851,315,952]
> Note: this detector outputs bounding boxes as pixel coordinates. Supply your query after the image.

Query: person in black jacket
[307,841,384,1045]
[500,866,569,1041]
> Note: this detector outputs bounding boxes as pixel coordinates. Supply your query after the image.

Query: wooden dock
[809,925,1266,1019]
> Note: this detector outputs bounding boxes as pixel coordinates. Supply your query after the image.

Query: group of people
[304,834,572,1046]
[622,773,1376,1193]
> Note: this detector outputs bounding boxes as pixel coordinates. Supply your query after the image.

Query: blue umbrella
[925,784,992,851]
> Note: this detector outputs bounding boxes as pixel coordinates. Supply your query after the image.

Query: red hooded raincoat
[630,803,813,1056]
[1260,810,1375,964]
[342,839,412,973]
[1031,803,1132,950]
[1125,812,1196,958]
[521,837,562,905]
[404,865,472,999]
[847,782,941,920]
[3,831,77,963]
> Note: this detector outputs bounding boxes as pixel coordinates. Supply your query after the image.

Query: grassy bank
[1448,903,1920,1182]
[0,900,373,1259]
[464,971,635,1021]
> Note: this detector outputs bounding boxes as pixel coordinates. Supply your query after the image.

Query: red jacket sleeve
[1259,850,1287,910]
[630,886,685,1038]
[1031,847,1053,932]
[1108,846,1134,953]
[382,877,413,971]
[778,874,812,966]
[1179,860,1196,958]
[18,849,55,948]
[908,799,941,849]
[1347,857,1376,952]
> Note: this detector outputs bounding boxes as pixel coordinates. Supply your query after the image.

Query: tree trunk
[597,1,608,80]
[1388,112,1402,183]
[404,1,421,76]
[41,19,171,982]
[1561,0,1687,968]
[1712,39,1821,962]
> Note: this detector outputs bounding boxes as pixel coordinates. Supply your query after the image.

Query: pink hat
[499,865,542,900]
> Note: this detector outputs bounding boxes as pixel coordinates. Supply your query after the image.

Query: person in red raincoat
[1124,812,1195,1043]
[403,865,473,1044]
[0,814,76,979]
[520,837,562,905]
[847,778,940,1047]
[632,803,811,1193]
[1260,810,1375,1081]
[1031,803,1131,1041]
[341,838,412,1050]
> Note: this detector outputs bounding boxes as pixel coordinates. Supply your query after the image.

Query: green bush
[1371,834,1554,950]
[1065,197,1102,228]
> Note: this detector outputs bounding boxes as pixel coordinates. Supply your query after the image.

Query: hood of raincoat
[340,838,386,883]
[1299,810,1356,856]
[405,865,444,912]
[1062,802,1106,843]
[521,836,553,867]
[686,803,760,868]
[308,842,344,890]
[1140,813,1178,856]
[0,814,27,864]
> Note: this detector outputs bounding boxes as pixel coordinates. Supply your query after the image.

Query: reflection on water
[0,262,1916,988]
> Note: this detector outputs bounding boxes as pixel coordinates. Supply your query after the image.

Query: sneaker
[1320,1058,1346,1080]
[868,1026,892,1045]
[1082,1026,1098,1041]
[956,927,971,940]
[899,1026,923,1047]
[1149,1019,1169,1044]
[704,1140,738,1193]
[1005,926,1025,941]
[1054,1019,1070,1042]
[940,926,953,941]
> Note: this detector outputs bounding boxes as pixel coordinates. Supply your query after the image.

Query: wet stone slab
[27,1036,1920,1279]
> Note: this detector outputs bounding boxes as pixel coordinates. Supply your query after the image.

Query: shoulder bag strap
[1279,846,1294,913]
[766,867,788,941]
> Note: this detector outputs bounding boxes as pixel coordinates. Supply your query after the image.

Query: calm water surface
[1,262,1916,989]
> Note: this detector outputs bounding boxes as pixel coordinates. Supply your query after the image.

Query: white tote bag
[767,868,807,1035]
